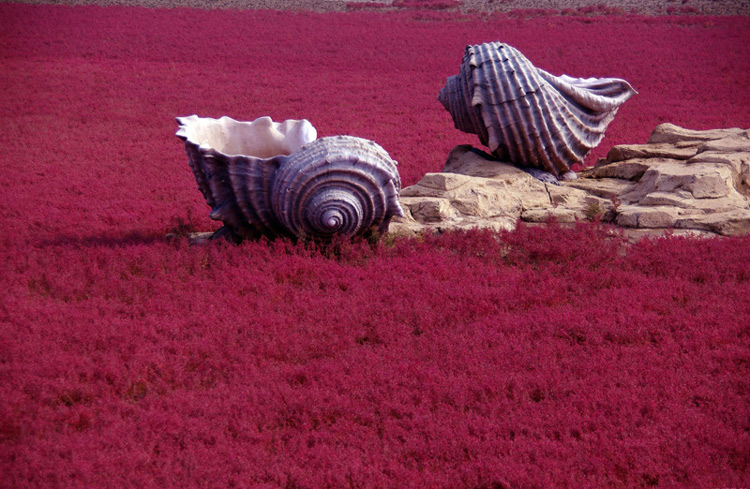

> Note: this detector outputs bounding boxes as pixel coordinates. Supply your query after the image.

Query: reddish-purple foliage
[1,4,749,488]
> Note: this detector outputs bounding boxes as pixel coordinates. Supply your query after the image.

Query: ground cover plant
[1,3,749,488]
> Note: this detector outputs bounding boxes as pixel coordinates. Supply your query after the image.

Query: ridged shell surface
[438,42,637,176]
[272,136,404,239]
[176,115,317,238]
[176,116,404,240]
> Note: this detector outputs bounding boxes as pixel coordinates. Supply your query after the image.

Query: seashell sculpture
[438,42,637,179]
[176,115,404,241]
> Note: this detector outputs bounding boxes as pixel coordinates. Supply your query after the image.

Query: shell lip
[175,114,317,160]
[175,114,198,141]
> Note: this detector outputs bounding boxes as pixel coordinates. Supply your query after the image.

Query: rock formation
[390,123,750,238]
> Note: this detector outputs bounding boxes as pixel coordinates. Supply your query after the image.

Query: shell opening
[177,115,316,158]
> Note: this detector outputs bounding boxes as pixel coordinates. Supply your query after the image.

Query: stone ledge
[390,123,750,239]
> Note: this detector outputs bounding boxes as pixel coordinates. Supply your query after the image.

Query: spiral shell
[272,136,404,239]
[438,42,637,177]
[176,115,404,240]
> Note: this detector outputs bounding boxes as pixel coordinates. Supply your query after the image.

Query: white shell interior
[177,115,317,158]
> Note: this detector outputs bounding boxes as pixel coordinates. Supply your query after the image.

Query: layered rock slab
[390,123,750,238]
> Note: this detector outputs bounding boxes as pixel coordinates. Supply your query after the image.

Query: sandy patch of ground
[6,0,750,15]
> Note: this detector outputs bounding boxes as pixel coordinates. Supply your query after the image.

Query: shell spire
[272,135,404,239]
[438,42,637,177]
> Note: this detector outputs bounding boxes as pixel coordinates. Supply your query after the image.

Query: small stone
[590,158,664,181]
[443,145,529,180]
[521,208,581,223]
[675,211,750,236]
[400,197,458,223]
[400,172,473,196]
[636,208,680,228]
[564,178,634,200]
[698,131,750,154]
[648,123,744,144]
[606,143,698,162]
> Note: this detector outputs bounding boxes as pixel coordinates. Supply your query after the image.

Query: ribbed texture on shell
[177,117,404,240]
[197,150,288,238]
[272,136,404,239]
[176,115,316,238]
[438,42,636,176]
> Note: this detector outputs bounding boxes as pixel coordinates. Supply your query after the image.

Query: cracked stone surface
[389,123,750,238]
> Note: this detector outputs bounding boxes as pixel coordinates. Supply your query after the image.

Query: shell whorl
[438,42,637,176]
[272,136,404,239]
[177,116,404,240]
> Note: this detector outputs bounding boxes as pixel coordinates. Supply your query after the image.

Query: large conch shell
[176,115,404,241]
[438,42,637,177]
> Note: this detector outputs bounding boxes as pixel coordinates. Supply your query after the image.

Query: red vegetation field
[1,4,750,488]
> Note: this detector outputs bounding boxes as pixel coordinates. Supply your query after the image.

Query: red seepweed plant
[1,4,749,488]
